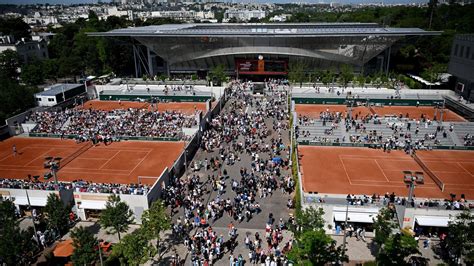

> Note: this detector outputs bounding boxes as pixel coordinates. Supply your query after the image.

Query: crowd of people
[0,177,150,195]
[296,108,460,151]
[28,107,197,139]
[160,80,295,265]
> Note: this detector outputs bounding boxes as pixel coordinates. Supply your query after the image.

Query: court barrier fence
[28,132,180,142]
[59,141,94,170]
[297,140,474,151]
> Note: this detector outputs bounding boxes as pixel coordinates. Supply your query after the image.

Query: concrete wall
[73,192,149,224]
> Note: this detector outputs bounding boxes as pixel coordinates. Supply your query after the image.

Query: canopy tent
[415,216,451,227]
[79,200,107,210]
[334,212,376,223]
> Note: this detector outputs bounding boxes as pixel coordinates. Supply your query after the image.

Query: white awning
[12,196,47,206]
[13,196,28,206]
[29,197,48,207]
[79,200,106,210]
[334,212,376,223]
[415,216,450,227]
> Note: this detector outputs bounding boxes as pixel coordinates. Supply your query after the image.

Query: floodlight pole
[342,200,349,256]
[26,190,40,245]
[406,174,417,207]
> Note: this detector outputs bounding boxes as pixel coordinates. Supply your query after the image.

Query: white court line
[98,150,121,170]
[338,155,352,185]
[456,162,474,177]
[23,148,55,166]
[59,170,130,176]
[127,150,152,175]
[374,159,390,182]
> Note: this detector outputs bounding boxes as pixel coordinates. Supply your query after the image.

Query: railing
[297,140,474,151]
[28,132,181,142]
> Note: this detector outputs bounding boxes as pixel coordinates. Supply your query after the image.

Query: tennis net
[413,153,445,191]
[59,141,93,170]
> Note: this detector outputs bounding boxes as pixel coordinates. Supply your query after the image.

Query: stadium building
[90,23,440,79]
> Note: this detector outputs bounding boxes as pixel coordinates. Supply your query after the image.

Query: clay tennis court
[371,106,466,122]
[0,137,183,185]
[415,150,474,199]
[299,146,446,198]
[295,104,372,118]
[78,100,207,115]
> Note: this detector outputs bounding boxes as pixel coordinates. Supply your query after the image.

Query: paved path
[151,88,294,265]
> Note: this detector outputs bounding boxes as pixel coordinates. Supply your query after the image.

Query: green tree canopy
[287,229,348,265]
[373,207,398,249]
[209,64,227,86]
[71,226,99,265]
[108,228,156,266]
[445,210,474,265]
[288,61,307,88]
[0,200,36,265]
[99,194,134,241]
[295,206,325,235]
[338,64,354,88]
[20,59,45,86]
[44,193,70,235]
[0,49,20,80]
[141,200,171,255]
[0,17,30,40]
[377,231,420,265]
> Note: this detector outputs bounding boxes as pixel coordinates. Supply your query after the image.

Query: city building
[90,23,440,79]
[223,9,266,22]
[0,35,49,63]
[34,84,86,107]
[448,34,474,101]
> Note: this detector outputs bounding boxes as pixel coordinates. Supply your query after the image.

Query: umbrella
[53,239,74,257]
[272,157,283,164]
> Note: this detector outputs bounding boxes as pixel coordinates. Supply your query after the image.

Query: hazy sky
[0,0,427,4]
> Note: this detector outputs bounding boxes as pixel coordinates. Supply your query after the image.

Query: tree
[295,206,325,234]
[44,193,70,235]
[356,75,366,88]
[445,210,474,265]
[373,207,398,250]
[20,60,45,86]
[70,226,99,265]
[321,69,336,88]
[0,17,30,40]
[288,60,306,88]
[377,231,420,265]
[99,194,134,241]
[0,200,36,265]
[0,49,20,80]
[141,201,171,255]
[108,228,156,265]
[338,64,354,88]
[287,229,348,265]
[209,64,227,86]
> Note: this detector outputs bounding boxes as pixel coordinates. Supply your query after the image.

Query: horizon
[0,0,430,5]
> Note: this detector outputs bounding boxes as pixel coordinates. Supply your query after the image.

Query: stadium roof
[35,84,83,97]
[89,23,441,38]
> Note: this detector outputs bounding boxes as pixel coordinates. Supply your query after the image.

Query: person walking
[12,144,17,157]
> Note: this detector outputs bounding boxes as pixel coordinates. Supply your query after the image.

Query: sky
[0,0,427,4]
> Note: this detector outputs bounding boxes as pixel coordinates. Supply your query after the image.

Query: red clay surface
[416,150,474,199]
[295,104,371,119]
[299,146,446,199]
[78,100,207,115]
[371,106,466,122]
[0,137,184,185]
[295,104,466,122]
